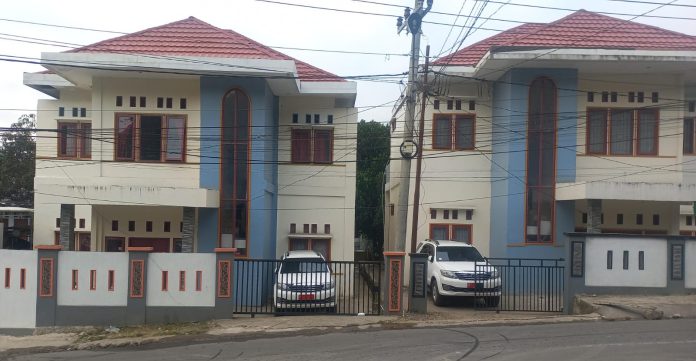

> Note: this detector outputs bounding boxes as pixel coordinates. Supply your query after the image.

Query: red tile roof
[434,10,696,66]
[68,17,343,82]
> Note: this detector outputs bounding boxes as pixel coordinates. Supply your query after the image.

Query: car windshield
[436,246,484,262]
[279,258,330,274]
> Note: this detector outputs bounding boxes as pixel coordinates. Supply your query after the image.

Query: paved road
[9,319,696,361]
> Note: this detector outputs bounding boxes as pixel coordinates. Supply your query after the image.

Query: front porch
[56,205,197,253]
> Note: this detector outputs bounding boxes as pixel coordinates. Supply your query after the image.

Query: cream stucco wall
[34,77,205,247]
[574,73,686,184]
[275,96,356,261]
[387,80,493,256]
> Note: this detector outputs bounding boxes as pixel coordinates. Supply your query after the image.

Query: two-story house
[386,10,696,259]
[25,17,357,261]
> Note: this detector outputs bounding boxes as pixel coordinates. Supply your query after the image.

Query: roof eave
[23,72,74,98]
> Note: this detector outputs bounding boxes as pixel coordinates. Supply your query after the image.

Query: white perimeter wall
[686,242,696,289]
[0,250,37,328]
[146,253,215,307]
[57,251,129,306]
[585,237,667,287]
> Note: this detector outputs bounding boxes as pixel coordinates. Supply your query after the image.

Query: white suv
[416,240,501,307]
[274,250,336,312]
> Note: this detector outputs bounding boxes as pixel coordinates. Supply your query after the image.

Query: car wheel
[431,280,446,307]
[484,296,500,308]
[326,306,337,314]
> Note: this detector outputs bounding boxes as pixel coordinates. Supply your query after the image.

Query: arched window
[219,89,250,256]
[525,77,556,243]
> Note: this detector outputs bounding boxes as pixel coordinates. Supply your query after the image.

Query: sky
[0,0,695,128]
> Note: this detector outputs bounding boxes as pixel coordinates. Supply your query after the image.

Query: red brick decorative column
[383,251,406,315]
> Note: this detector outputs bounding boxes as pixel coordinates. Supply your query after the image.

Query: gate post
[214,248,236,319]
[35,245,62,327]
[382,252,406,315]
[408,253,428,313]
[126,246,151,326]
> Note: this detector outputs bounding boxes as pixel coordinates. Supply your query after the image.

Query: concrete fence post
[214,248,236,319]
[382,252,406,315]
[408,253,428,313]
[126,246,152,325]
[35,245,62,327]
[565,236,586,314]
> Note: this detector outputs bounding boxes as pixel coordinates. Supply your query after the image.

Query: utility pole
[394,0,432,253]
[410,45,429,254]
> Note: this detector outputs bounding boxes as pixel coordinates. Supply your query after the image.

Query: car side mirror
[428,255,433,263]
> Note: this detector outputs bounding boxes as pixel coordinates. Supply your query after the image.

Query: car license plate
[298,294,315,301]
[467,283,482,289]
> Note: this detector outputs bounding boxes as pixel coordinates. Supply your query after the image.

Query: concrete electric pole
[394,0,432,253]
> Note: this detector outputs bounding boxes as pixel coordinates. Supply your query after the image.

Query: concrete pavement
[3,293,696,357]
[574,294,696,321]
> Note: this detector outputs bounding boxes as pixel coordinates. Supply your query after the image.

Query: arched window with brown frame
[525,77,557,244]
[219,89,250,256]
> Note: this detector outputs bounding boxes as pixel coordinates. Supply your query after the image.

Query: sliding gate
[233,259,382,316]
[475,258,565,312]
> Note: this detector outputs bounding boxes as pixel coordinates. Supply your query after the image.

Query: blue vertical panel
[489,68,577,259]
[198,77,278,258]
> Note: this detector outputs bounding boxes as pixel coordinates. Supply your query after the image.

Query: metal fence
[475,258,565,312]
[233,259,382,316]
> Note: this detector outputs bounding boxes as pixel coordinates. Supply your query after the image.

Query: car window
[436,246,484,262]
[279,258,329,274]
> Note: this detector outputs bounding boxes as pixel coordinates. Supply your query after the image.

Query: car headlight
[324,280,335,289]
[489,269,499,279]
[440,270,457,279]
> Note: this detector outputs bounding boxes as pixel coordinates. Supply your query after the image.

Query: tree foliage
[0,114,36,207]
[355,120,390,257]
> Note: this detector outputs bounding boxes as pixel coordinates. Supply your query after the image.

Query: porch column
[59,204,75,250]
[587,199,602,234]
[181,207,195,253]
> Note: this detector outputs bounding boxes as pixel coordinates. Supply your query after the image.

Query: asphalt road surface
[9,319,696,361]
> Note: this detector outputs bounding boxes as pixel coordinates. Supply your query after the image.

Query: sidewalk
[8,293,696,355]
[575,294,696,321]
[0,310,598,355]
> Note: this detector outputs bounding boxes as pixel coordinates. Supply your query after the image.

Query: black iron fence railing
[234,259,382,316]
[474,258,565,312]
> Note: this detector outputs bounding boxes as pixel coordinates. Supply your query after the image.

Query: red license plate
[467,283,476,289]
[298,294,315,301]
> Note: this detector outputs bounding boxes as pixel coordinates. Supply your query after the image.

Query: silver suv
[416,239,501,307]
[274,250,336,312]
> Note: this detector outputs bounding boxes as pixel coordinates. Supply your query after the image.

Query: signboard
[571,241,584,278]
[412,262,426,298]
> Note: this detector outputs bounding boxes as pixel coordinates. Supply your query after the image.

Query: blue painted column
[490,68,578,259]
